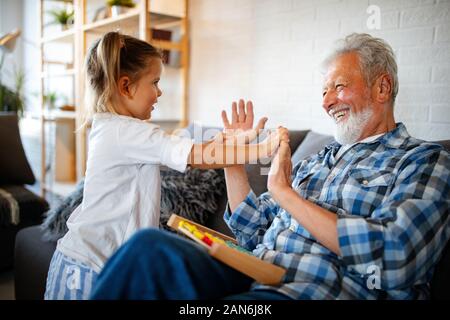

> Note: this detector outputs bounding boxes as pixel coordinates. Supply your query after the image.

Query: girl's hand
[221,99,268,143]
[267,131,292,199]
[252,126,288,161]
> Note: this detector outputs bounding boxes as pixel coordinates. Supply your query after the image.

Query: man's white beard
[334,106,374,145]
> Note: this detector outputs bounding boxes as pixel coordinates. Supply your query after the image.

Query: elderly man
[90,33,450,300]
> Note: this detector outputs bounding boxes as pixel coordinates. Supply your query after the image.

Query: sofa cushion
[291,131,335,167]
[0,185,48,269]
[15,225,57,300]
[245,130,309,196]
[0,113,35,185]
[40,180,84,242]
[434,140,450,152]
[158,167,225,230]
[0,185,48,227]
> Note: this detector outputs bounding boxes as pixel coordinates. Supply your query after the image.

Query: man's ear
[373,74,392,104]
[117,75,133,99]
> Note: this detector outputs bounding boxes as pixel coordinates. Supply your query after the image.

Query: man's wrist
[270,185,295,204]
[224,164,246,172]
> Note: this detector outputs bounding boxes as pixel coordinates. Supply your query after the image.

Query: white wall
[22,0,40,116]
[189,0,450,141]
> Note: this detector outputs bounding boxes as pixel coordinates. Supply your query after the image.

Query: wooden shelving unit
[38,0,78,196]
[38,0,190,196]
[40,28,75,43]
[40,68,76,79]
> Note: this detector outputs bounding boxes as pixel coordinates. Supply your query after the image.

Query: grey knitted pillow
[40,167,225,241]
[40,179,84,241]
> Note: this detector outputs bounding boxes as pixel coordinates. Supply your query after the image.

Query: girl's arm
[188,128,284,169]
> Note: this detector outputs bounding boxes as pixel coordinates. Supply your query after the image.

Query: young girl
[44,31,284,300]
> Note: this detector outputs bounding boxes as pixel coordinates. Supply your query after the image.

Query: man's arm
[274,187,341,254]
[270,142,450,289]
[268,140,341,255]
[336,147,450,289]
[224,166,250,212]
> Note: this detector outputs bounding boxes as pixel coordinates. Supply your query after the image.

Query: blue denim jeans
[90,228,290,300]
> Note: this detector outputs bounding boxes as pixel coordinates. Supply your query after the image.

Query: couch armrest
[14,226,56,300]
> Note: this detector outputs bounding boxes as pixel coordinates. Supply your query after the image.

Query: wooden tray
[167,214,286,285]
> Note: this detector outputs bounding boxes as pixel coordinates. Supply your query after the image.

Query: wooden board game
[167,214,286,285]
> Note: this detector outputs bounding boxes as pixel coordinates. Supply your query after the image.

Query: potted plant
[0,80,25,117]
[0,29,24,117]
[43,91,59,111]
[106,0,136,17]
[47,8,74,31]
[0,57,25,117]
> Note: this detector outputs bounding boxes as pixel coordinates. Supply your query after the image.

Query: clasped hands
[220,99,293,200]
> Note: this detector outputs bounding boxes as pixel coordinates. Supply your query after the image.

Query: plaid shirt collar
[324,122,411,154]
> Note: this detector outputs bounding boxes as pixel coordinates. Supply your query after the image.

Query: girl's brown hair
[83,31,162,124]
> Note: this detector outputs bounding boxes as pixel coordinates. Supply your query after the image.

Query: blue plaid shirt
[224,123,450,300]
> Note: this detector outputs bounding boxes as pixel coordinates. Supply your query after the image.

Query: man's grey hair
[323,33,398,104]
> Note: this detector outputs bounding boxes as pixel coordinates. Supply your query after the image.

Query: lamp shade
[0,29,21,52]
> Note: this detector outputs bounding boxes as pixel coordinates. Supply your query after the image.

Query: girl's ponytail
[96,32,122,113]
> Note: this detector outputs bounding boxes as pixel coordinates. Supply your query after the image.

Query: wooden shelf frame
[82,8,140,32]
[39,0,80,196]
[83,10,183,32]
[41,28,75,44]
[40,68,76,78]
[43,110,77,121]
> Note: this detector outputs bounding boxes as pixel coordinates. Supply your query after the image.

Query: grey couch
[14,129,450,300]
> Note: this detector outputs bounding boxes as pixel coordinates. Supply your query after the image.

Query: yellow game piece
[193,230,204,240]
[179,220,196,233]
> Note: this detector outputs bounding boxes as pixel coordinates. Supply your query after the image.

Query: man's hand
[221,99,268,143]
[222,99,267,212]
[267,129,292,201]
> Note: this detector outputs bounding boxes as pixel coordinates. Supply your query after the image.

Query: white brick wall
[189,0,450,141]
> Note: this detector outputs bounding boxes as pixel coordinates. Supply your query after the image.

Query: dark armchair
[0,112,48,270]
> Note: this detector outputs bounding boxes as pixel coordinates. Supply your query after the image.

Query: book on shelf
[167,214,286,285]
[152,28,171,64]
